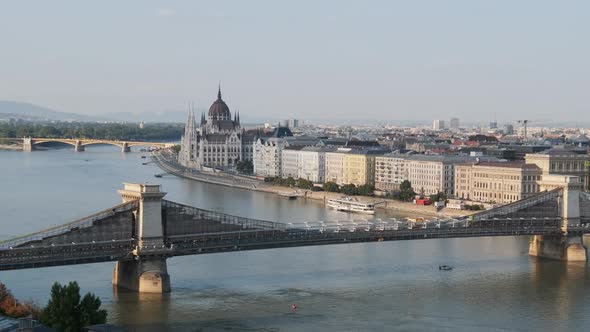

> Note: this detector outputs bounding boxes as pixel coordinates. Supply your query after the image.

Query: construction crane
[517,120,529,140]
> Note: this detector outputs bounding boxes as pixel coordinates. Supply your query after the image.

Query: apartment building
[405,155,473,196]
[325,148,351,185]
[374,154,408,191]
[342,150,386,186]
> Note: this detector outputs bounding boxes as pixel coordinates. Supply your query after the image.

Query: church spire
[217,83,222,100]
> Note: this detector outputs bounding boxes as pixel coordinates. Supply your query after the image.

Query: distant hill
[103,110,188,123]
[0,101,110,122]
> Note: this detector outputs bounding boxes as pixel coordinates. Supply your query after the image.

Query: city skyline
[1,1,589,123]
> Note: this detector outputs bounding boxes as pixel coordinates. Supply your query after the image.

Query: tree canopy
[40,281,106,332]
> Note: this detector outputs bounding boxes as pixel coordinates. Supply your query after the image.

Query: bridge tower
[74,140,85,152]
[112,183,171,293]
[529,175,587,261]
[23,137,34,151]
[121,142,131,153]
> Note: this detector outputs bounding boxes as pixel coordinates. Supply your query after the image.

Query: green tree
[399,180,412,192]
[387,180,415,202]
[236,160,253,174]
[296,178,314,189]
[429,192,447,202]
[356,184,375,196]
[340,184,357,195]
[322,181,340,192]
[170,144,181,154]
[40,282,106,332]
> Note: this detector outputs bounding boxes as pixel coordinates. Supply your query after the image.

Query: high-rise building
[489,121,498,129]
[450,118,460,130]
[433,120,445,131]
[503,124,514,135]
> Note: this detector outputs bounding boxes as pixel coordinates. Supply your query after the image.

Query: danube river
[1,146,590,331]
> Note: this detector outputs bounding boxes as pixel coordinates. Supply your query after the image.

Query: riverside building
[454,161,542,204]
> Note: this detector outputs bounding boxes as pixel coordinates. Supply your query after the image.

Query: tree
[323,182,340,192]
[170,144,181,154]
[340,184,357,195]
[399,180,412,192]
[40,282,106,332]
[296,178,314,189]
[429,192,447,203]
[387,180,415,202]
[236,160,253,174]
[356,184,375,196]
[0,282,41,319]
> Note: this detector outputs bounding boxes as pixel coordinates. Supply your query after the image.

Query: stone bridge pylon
[528,175,587,261]
[112,183,171,293]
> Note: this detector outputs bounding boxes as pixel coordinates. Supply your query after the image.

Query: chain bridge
[1,177,589,293]
[0,137,174,152]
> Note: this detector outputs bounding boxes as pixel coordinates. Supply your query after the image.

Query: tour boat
[326,197,376,214]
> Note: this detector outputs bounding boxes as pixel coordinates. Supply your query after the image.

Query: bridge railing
[470,188,562,221]
[163,200,286,232]
[0,200,138,249]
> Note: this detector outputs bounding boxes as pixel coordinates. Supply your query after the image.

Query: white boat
[326,197,376,214]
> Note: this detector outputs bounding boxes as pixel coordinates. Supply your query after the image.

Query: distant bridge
[1,178,589,293]
[0,137,174,152]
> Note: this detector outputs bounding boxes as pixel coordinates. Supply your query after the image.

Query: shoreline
[0,144,22,150]
[152,151,473,218]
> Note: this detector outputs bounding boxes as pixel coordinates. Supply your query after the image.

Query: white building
[374,153,409,191]
[433,120,445,131]
[253,129,318,177]
[298,147,331,183]
[281,146,303,179]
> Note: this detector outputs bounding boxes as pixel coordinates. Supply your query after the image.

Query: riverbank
[0,144,21,150]
[152,150,473,218]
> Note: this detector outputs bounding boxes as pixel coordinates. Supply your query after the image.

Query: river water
[1,146,589,331]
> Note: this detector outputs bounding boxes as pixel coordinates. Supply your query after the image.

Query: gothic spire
[217,83,222,100]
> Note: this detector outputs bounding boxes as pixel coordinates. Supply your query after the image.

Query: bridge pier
[74,140,85,152]
[23,137,34,151]
[122,143,131,153]
[115,183,170,293]
[529,235,587,261]
[529,175,587,261]
[112,258,170,293]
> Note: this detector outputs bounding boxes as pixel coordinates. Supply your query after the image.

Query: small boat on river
[439,265,453,271]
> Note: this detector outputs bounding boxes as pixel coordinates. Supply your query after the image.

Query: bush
[322,182,340,192]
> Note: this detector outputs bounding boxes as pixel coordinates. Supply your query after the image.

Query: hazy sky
[0,1,588,123]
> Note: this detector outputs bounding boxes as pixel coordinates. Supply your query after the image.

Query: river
[1,146,589,331]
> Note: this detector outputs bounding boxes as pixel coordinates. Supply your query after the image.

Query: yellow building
[455,161,542,204]
[342,150,381,186]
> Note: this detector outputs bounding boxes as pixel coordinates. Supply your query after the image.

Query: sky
[0,0,588,124]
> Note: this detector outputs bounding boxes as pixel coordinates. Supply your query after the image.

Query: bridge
[1,137,174,152]
[1,176,589,293]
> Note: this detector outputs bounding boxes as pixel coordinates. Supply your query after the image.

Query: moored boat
[326,196,376,214]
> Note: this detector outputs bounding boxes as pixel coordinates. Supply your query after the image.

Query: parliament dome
[208,87,231,120]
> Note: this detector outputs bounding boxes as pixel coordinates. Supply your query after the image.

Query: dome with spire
[208,86,231,121]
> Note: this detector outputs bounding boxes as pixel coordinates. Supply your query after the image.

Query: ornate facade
[178,87,256,170]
